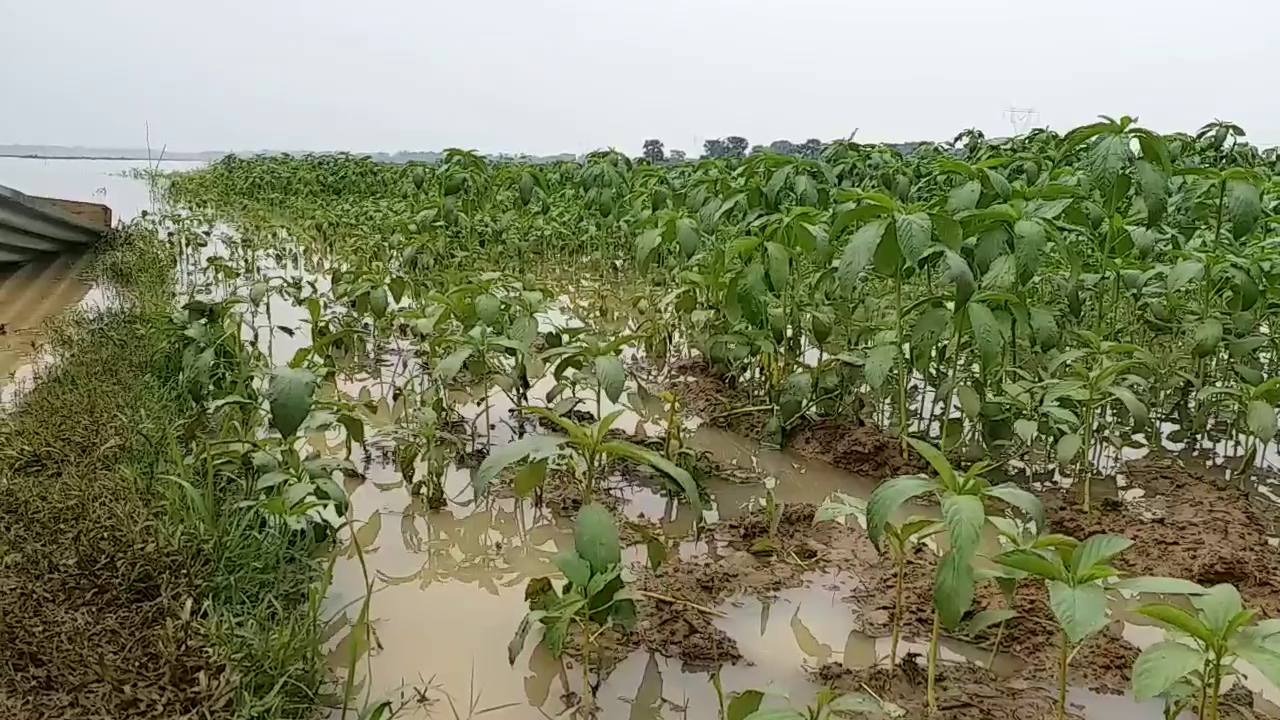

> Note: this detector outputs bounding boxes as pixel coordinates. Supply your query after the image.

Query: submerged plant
[509,504,635,707]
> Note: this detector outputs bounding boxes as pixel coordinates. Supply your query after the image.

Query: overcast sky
[2,0,1277,155]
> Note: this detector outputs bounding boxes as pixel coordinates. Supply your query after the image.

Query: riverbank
[0,223,325,720]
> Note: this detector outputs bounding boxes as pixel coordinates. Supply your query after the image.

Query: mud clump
[1045,456,1280,619]
[816,660,1065,720]
[666,359,923,479]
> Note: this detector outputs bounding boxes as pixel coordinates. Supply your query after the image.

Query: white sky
[2,0,1277,155]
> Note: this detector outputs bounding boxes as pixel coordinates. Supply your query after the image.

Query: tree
[642,139,665,164]
[702,138,727,159]
[768,139,797,156]
[799,138,824,159]
[725,136,749,158]
[668,149,687,163]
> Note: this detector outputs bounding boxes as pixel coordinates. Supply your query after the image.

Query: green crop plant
[1133,583,1280,720]
[509,504,635,707]
[472,408,702,511]
[817,491,940,671]
[867,437,1043,712]
[992,534,1205,720]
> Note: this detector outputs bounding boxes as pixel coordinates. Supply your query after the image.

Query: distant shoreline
[0,154,207,162]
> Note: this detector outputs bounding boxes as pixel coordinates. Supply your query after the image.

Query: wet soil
[1046,455,1280,618]
[666,359,923,479]
[817,659,1064,720]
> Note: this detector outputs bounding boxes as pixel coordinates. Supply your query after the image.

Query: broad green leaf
[1013,219,1047,279]
[864,344,897,391]
[982,255,1018,291]
[513,459,547,497]
[993,549,1066,581]
[475,293,501,325]
[943,250,976,306]
[635,228,662,270]
[1192,583,1244,636]
[1247,400,1277,442]
[1226,178,1262,239]
[867,475,936,550]
[370,286,390,319]
[1057,433,1082,465]
[932,212,963,251]
[1028,306,1058,350]
[1114,577,1205,595]
[968,302,1002,370]
[895,212,932,266]
[554,551,591,588]
[910,307,950,369]
[778,371,812,423]
[268,367,317,438]
[1049,580,1109,645]
[947,180,982,213]
[765,241,790,293]
[676,217,699,258]
[249,281,268,305]
[437,346,475,382]
[1166,260,1204,294]
[594,355,625,404]
[575,502,621,573]
[984,483,1045,531]
[936,548,976,628]
[727,690,765,720]
[1232,640,1280,692]
[836,219,887,292]
[1135,160,1168,226]
[983,168,1012,201]
[473,435,565,495]
[1192,319,1223,359]
[957,385,981,418]
[1014,418,1038,445]
[1131,641,1206,701]
[1137,603,1215,645]
[1106,386,1149,428]
[966,608,1019,635]
[904,437,956,488]
[1072,534,1133,577]
[815,492,866,524]
[599,440,703,516]
[942,494,984,560]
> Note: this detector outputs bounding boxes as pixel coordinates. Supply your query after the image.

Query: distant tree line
[639,136,829,164]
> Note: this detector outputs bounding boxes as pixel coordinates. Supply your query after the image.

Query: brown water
[0,252,100,402]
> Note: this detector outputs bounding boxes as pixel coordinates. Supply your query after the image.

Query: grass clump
[0,222,325,720]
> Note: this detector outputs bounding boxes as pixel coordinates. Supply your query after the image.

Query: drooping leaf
[594,355,625,404]
[968,302,1002,370]
[1191,583,1245,636]
[935,548,976,628]
[867,475,936,550]
[554,551,591,588]
[508,610,547,665]
[965,608,1019,636]
[957,385,981,419]
[1226,178,1262,239]
[1166,260,1204,294]
[1056,433,1082,465]
[1135,160,1168,226]
[910,307,951,369]
[1114,577,1206,595]
[676,217,700,258]
[1014,418,1038,446]
[943,250,976,306]
[513,460,548,497]
[1106,386,1149,428]
[895,212,932,266]
[1049,580,1110,645]
[598,440,703,516]
[437,346,475,383]
[947,181,982,213]
[941,494,985,556]
[575,503,622,574]
[475,293,501,325]
[984,483,1045,531]
[764,241,790,293]
[1136,603,1215,645]
[1247,400,1277,442]
[983,168,1012,201]
[473,435,565,495]
[727,690,765,720]
[1192,319,1223,359]
[864,344,897,391]
[1028,306,1058,350]
[1013,219,1047,280]
[836,219,888,292]
[1131,641,1206,701]
[993,549,1066,581]
[268,367,317,438]
[904,437,956,487]
[1232,640,1280,692]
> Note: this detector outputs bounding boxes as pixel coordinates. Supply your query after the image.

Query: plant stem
[927,610,940,713]
[989,620,1006,670]
[894,272,908,448]
[1057,632,1069,720]
[1196,658,1210,719]
[890,553,905,671]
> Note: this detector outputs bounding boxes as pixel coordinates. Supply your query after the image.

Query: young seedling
[867,437,1043,712]
[816,492,939,670]
[992,534,1204,720]
[509,504,636,707]
[1133,583,1280,720]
